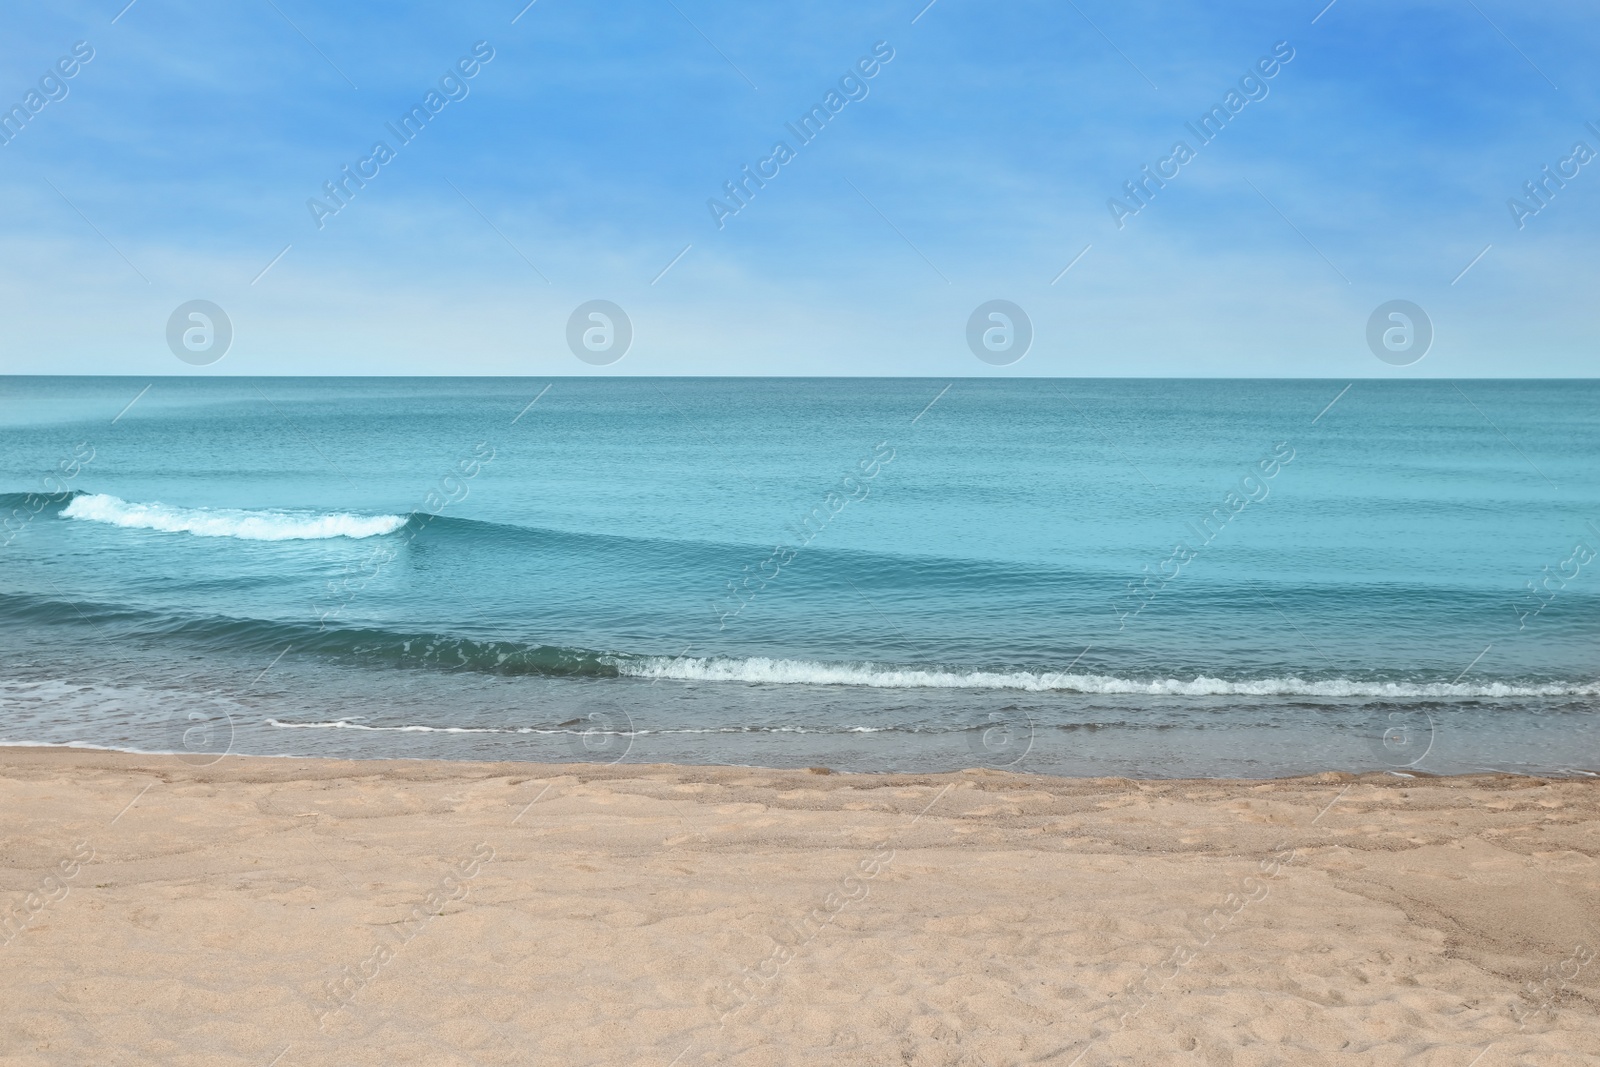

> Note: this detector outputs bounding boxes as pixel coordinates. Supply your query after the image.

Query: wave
[263,718,883,735]
[0,591,623,676]
[4,590,1597,700]
[37,491,740,557]
[618,655,1600,699]
[61,493,406,541]
[28,490,1070,583]
[0,490,80,514]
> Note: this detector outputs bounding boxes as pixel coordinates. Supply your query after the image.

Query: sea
[2,376,1596,778]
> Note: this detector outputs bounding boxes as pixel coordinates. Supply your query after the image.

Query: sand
[1,747,1596,1066]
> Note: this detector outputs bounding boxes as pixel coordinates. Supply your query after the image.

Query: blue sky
[0,0,1596,375]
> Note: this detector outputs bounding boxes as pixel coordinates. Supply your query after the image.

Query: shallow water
[2,376,1596,776]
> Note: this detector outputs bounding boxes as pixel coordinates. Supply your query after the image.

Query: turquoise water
[1,376,1596,776]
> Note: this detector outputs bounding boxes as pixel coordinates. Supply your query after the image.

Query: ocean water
[2,376,1596,778]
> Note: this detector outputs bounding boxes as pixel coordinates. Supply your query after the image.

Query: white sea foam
[62,493,406,541]
[261,719,846,735]
[619,655,1600,699]
[266,719,482,732]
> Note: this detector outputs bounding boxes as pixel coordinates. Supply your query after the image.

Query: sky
[0,0,1596,376]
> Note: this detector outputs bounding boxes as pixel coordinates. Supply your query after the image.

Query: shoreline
[0,739,1575,777]
[3,747,1596,1064]
[2,740,1597,782]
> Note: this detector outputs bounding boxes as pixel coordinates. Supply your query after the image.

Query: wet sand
[1,747,1596,1066]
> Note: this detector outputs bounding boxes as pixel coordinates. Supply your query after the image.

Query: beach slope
[1,748,1596,1065]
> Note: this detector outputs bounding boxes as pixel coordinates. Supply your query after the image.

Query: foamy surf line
[61,493,406,541]
[263,719,870,735]
[618,656,1600,699]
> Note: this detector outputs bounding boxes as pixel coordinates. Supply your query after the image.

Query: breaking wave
[1,588,1595,701]
[61,493,406,541]
[618,655,1600,698]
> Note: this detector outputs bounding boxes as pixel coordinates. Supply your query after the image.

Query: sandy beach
[1,748,1596,1066]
